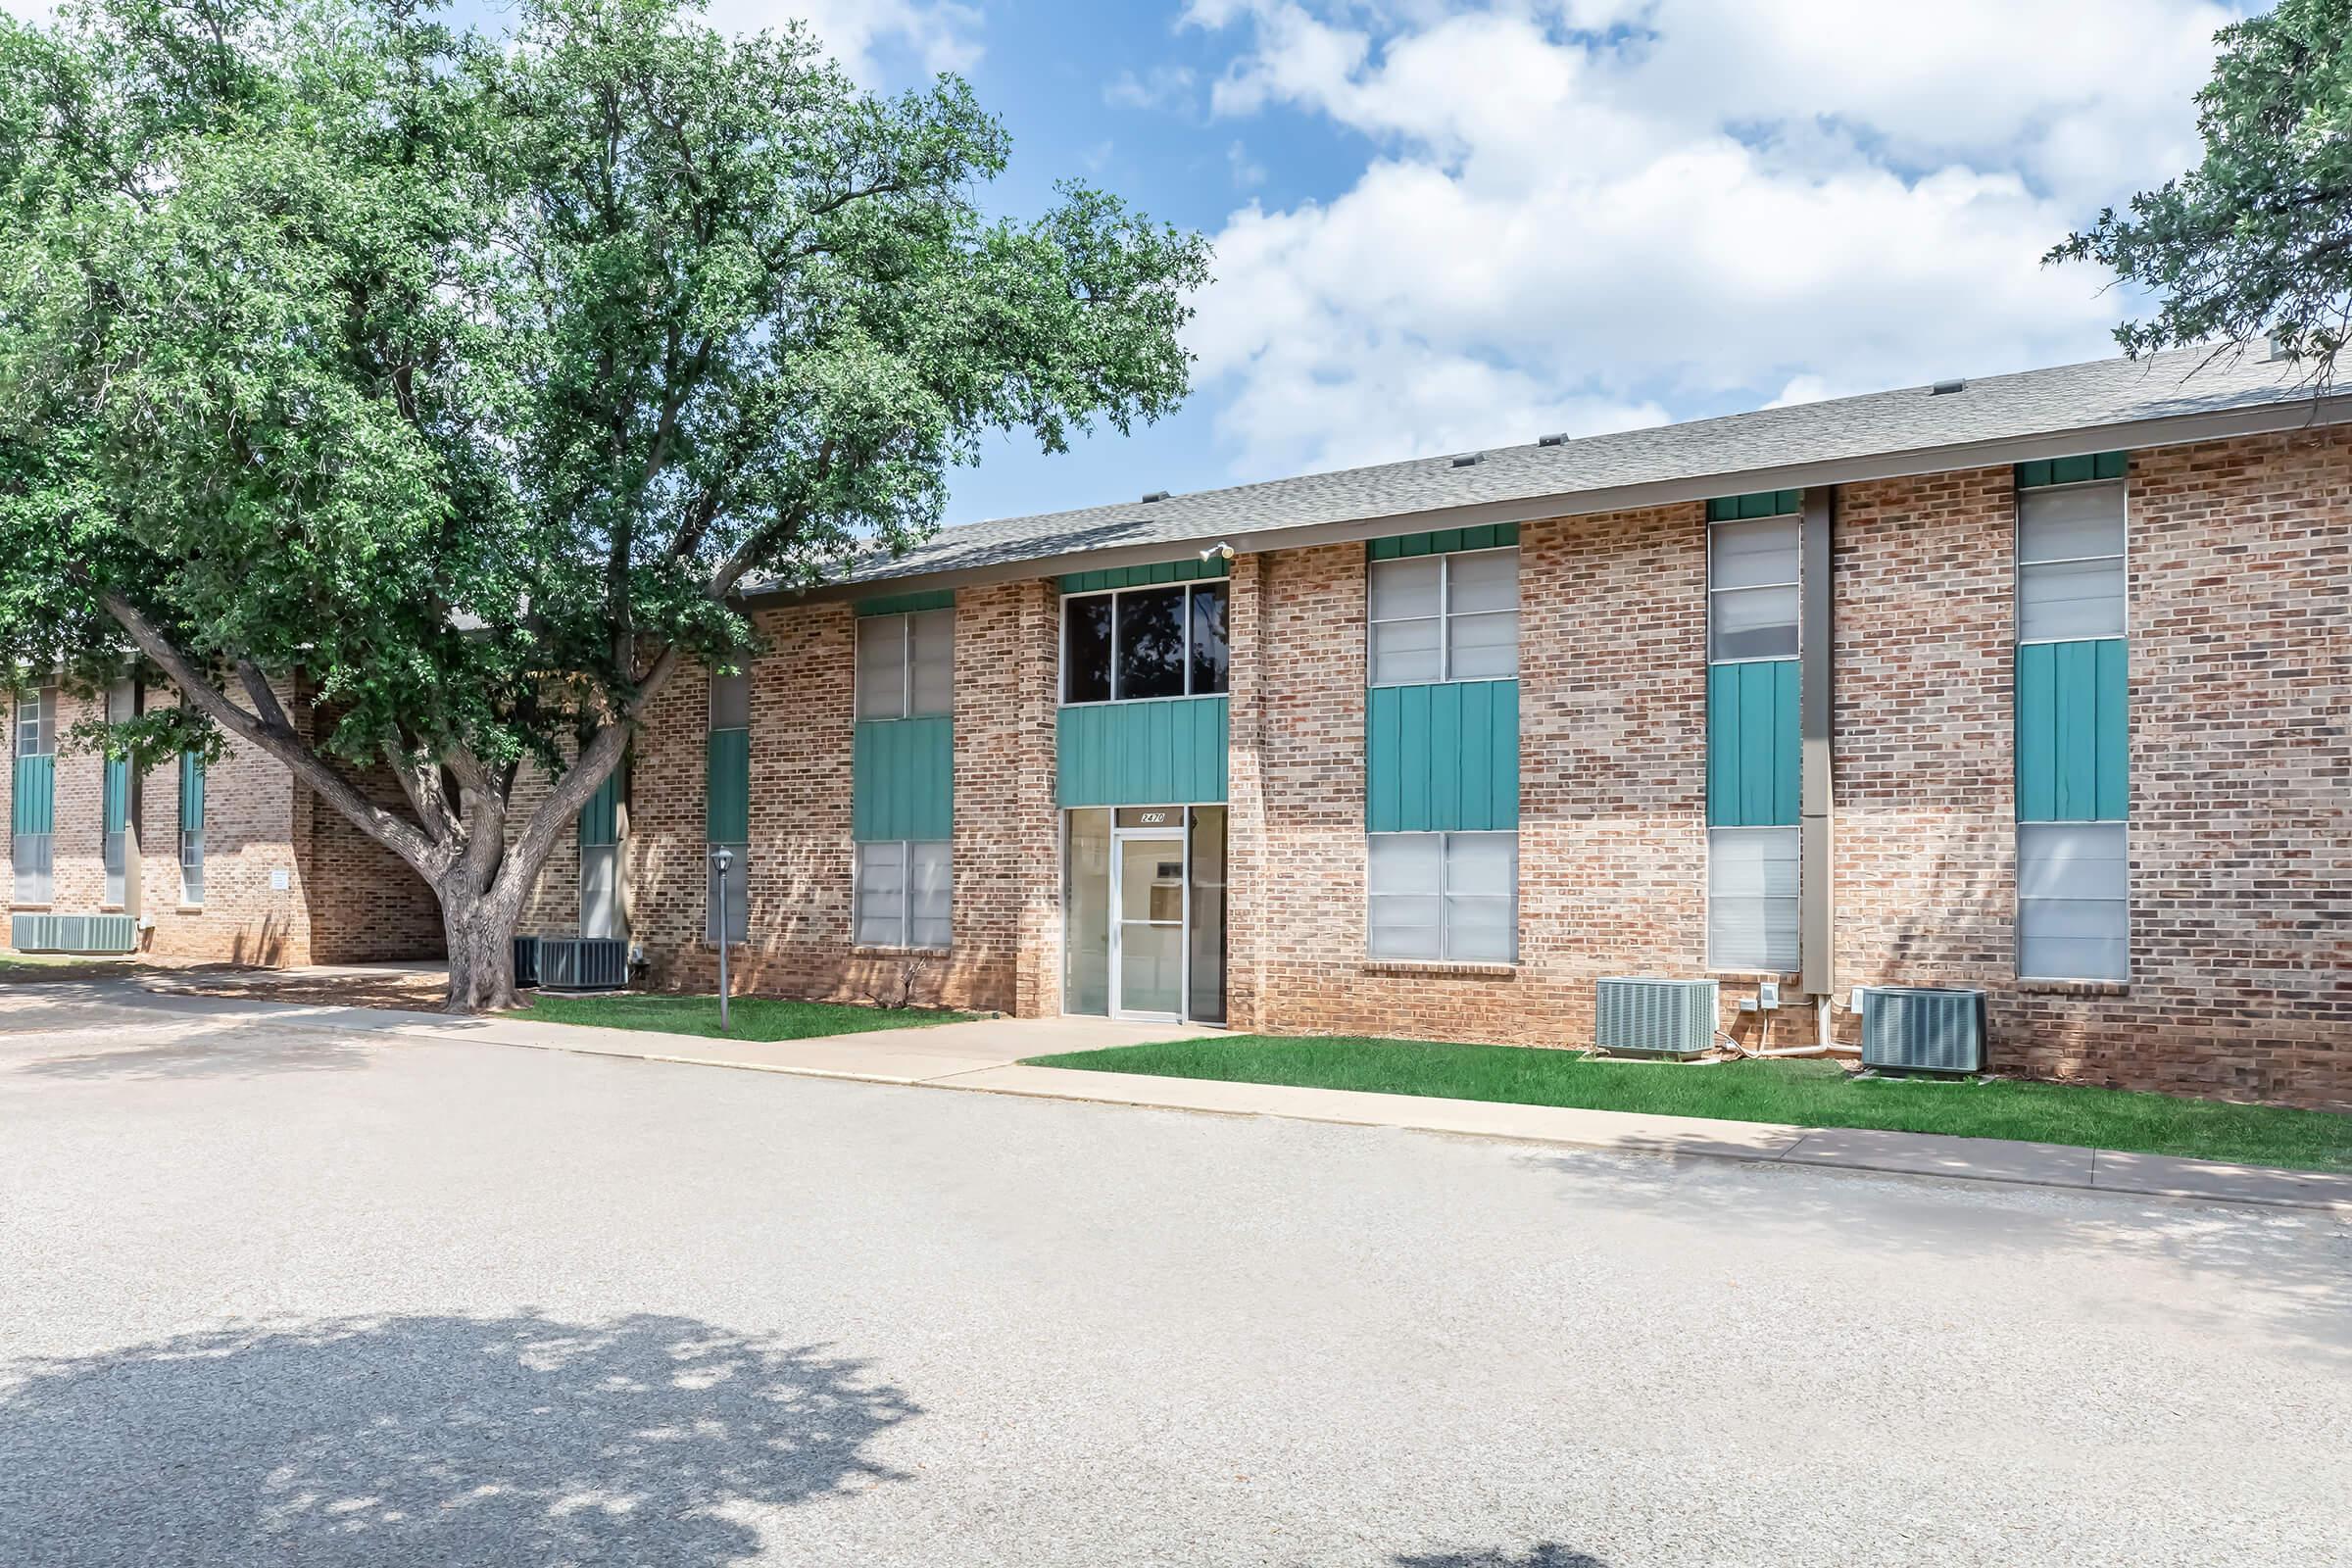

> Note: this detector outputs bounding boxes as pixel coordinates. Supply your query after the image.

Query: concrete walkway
[48,975,2352,1213]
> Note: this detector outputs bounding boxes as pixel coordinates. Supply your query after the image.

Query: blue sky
[796,0,2252,528]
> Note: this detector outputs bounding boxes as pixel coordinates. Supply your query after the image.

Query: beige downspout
[1799,486,1837,1047]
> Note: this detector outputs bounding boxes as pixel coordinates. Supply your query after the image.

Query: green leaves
[0,0,1208,800]
[2051,0,2352,390]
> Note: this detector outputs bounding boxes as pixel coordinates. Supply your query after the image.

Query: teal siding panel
[706,728,750,842]
[1364,680,1520,832]
[1706,490,1801,522]
[1706,660,1798,827]
[102,757,128,836]
[2017,452,2128,489]
[1364,521,1519,563]
[1059,557,1228,595]
[2016,637,2126,822]
[2094,638,2129,820]
[178,753,205,832]
[855,717,953,841]
[578,771,621,847]
[1055,697,1230,807]
[856,589,954,617]
[12,755,53,835]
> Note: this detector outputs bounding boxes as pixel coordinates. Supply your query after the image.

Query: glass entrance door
[1111,832,1187,1020]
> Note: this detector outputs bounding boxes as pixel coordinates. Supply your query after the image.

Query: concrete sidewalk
[61,977,2352,1213]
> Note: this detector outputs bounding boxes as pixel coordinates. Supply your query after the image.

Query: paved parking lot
[2,988,2347,1566]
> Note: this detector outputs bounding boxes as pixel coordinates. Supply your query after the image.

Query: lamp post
[710,844,733,1033]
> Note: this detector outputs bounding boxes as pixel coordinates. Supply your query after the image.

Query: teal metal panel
[177,753,204,832]
[2017,451,2128,489]
[1364,679,1520,832]
[12,755,53,835]
[1059,557,1229,595]
[856,589,955,617]
[706,728,750,842]
[1055,697,1229,807]
[2016,638,2127,821]
[578,770,621,848]
[1706,490,1802,522]
[1706,661,1799,827]
[102,756,128,835]
[854,716,954,841]
[1366,522,1520,562]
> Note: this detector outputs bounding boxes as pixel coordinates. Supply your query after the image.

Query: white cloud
[700,0,983,80]
[1105,64,1199,111]
[1178,0,2244,479]
[1226,139,1268,189]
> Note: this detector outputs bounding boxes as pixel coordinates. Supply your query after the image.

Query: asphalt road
[2,988,2346,1567]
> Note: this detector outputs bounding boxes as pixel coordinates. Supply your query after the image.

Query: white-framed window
[1708,514,1799,662]
[1707,825,1799,973]
[857,609,954,720]
[1061,580,1229,704]
[2018,821,2129,982]
[11,687,55,906]
[1368,548,1518,686]
[855,840,951,949]
[2018,480,2126,642]
[1367,830,1517,962]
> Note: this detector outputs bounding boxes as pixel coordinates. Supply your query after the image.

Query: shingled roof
[784,344,2337,599]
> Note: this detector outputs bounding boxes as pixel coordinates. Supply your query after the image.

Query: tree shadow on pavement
[1,1012,377,1081]
[1396,1547,1608,1567]
[0,1311,919,1567]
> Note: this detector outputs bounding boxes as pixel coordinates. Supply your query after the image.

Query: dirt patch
[166,971,453,1012]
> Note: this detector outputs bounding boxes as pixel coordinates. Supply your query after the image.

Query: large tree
[2050,0,2352,389]
[0,0,1209,1009]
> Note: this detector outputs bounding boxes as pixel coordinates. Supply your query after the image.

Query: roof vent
[2266,337,2294,363]
[1450,454,1482,468]
[1930,378,1967,396]
[1537,433,1569,448]
[1140,491,1170,503]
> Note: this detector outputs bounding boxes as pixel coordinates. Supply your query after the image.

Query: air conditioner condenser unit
[1594,977,1720,1059]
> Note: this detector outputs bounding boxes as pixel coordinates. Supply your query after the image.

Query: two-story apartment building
[14,346,2350,1107]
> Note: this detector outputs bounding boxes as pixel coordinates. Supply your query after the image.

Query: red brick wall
[1835,434,2352,1107]
[1230,507,1714,1046]
[627,588,1052,1014]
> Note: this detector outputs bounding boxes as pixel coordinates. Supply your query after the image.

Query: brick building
[5,679,443,969]
[13,348,2350,1107]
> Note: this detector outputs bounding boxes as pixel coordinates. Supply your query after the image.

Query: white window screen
[710,669,751,729]
[1708,826,1799,972]
[1368,831,1517,962]
[2019,821,2129,981]
[178,829,204,907]
[1368,550,1519,685]
[858,612,956,720]
[856,840,952,948]
[12,833,50,906]
[1708,516,1799,662]
[2018,483,2125,642]
[705,846,749,944]
[581,845,622,939]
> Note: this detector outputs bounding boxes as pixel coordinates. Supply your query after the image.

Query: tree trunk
[439,880,527,1014]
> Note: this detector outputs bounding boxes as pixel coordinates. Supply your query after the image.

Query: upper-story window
[1708,515,1798,662]
[2018,481,2126,642]
[1062,581,1228,704]
[857,609,954,720]
[1368,547,1518,686]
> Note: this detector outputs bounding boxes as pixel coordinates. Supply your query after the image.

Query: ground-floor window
[1366,830,1517,963]
[2018,821,2128,982]
[176,752,205,908]
[705,843,748,944]
[581,843,622,940]
[856,840,951,949]
[1707,825,1797,972]
[11,832,51,906]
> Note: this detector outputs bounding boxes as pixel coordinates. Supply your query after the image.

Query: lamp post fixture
[710,844,733,1033]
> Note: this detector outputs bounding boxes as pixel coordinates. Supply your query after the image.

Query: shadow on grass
[0,1311,918,1567]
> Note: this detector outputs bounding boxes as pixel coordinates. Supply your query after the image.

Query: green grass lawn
[1024,1036,2352,1173]
[516,993,977,1042]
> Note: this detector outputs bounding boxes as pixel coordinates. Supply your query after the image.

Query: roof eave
[747,388,2350,611]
